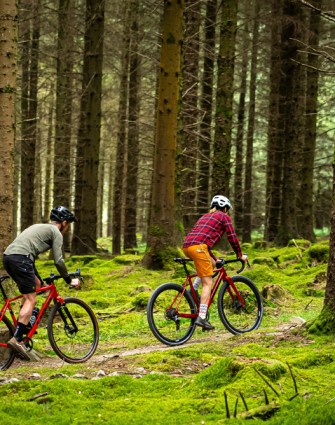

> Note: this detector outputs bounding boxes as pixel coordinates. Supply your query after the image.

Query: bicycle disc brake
[64,324,77,337]
[165,308,180,330]
[232,297,243,313]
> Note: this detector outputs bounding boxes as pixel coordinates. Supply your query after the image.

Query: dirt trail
[8,318,307,377]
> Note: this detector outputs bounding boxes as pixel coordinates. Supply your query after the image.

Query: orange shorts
[182,244,214,278]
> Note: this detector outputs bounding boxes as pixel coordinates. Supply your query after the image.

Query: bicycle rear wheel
[218,276,263,334]
[47,297,99,363]
[0,316,16,370]
[147,282,196,346]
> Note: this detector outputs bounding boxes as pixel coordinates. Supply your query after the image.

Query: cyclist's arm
[52,233,72,284]
[224,215,243,259]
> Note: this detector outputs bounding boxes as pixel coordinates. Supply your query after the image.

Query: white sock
[193,277,201,291]
[199,304,208,319]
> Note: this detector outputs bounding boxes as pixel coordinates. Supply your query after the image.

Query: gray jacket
[4,223,69,278]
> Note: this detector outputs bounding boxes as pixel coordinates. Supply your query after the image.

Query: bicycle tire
[47,297,99,363]
[147,282,196,346]
[0,316,16,370]
[217,275,263,335]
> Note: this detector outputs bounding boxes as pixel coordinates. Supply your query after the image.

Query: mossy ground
[0,239,334,424]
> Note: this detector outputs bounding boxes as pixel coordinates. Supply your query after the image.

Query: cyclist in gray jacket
[3,206,79,359]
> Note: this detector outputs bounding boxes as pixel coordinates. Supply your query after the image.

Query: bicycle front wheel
[47,297,99,363]
[0,316,16,370]
[147,283,196,346]
[218,276,263,334]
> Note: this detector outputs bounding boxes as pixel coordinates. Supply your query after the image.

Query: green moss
[287,239,312,249]
[132,292,151,310]
[196,357,243,389]
[307,304,335,335]
[252,257,276,266]
[113,254,142,265]
[254,359,287,380]
[304,244,329,263]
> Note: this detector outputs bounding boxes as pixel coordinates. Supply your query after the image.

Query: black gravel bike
[147,257,263,346]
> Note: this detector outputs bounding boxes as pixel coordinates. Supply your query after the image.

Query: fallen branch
[254,368,280,397]
[286,362,298,395]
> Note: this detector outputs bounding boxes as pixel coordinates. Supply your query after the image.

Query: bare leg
[18,293,37,325]
[200,276,213,305]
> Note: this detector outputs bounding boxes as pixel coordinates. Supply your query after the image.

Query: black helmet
[50,206,77,223]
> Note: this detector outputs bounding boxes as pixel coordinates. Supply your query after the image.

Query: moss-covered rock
[131,291,151,310]
[254,359,287,380]
[253,257,276,267]
[253,240,269,249]
[113,254,142,265]
[287,239,312,249]
[304,244,329,264]
[262,284,289,303]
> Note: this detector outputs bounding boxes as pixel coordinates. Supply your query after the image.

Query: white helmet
[210,195,232,211]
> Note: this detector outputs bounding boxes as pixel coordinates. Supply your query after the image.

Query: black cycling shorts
[3,254,37,294]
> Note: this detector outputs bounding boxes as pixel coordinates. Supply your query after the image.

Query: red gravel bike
[0,269,99,370]
[147,257,263,346]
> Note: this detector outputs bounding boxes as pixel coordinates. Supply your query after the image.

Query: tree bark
[264,0,283,242]
[54,0,75,250]
[298,0,321,242]
[112,1,131,255]
[124,0,140,251]
[179,0,201,233]
[242,0,260,243]
[144,0,184,269]
[0,0,17,254]
[20,0,39,230]
[212,0,237,196]
[198,0,216,215]
[72,0,105,254]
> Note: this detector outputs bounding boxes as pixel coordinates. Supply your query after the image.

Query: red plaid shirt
[182,211,242,258]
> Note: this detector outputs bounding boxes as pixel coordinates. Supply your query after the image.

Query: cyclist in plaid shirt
[182,195,248,330]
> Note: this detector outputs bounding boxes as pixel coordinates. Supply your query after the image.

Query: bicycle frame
[0,278,66,348]
[177,261,246,319]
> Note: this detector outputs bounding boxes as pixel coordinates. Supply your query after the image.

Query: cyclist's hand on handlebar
[70,278,80,288]
[240,254,248,263]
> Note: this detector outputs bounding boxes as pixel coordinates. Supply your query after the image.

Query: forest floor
[8,316,311,380]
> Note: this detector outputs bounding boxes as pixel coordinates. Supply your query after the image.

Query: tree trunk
[198,0,216,215]
[242,0,260,243]
[277,0,306,245]
[72,0,105,254]
[124,0,140,251]
[54,0,75,250]
[179,0,200,233]
[309,146,335,334]
[20,0,39,231]
[143,0,184,269]
[0,0,17,254]
[212,0,237,196]
[264,0,283,242]
[234,11,249,238]
[112,1,131,255]
[298,0,321,242]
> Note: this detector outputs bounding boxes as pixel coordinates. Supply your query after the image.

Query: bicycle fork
[57,303,78,336]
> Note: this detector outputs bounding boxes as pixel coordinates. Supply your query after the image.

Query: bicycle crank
[22,337,33,352]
